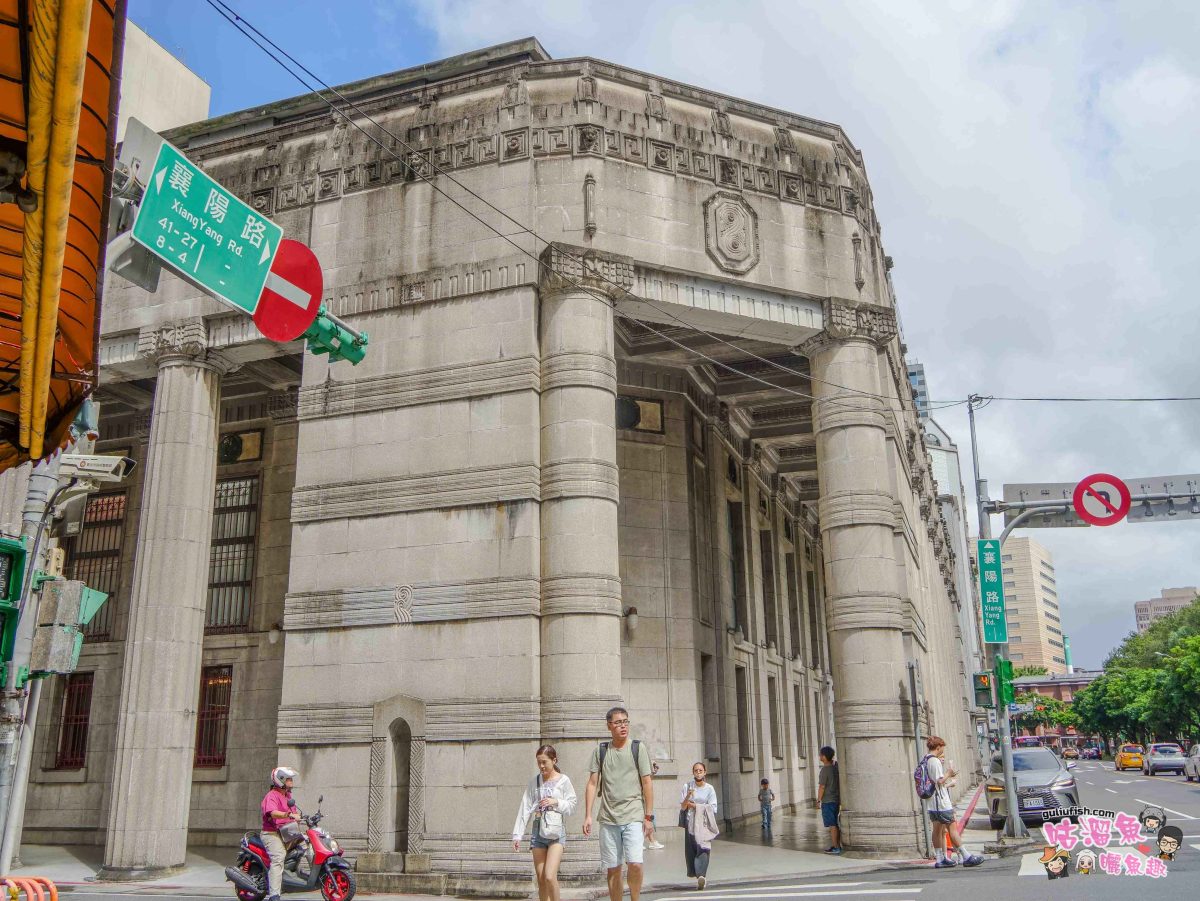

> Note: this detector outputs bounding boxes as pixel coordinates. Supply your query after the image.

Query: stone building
[14,38,975,891]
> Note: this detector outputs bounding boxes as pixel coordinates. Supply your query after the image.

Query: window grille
[54,672,94,769]
[207,477,259,633]
[66,492,127,640]
[194,665,233,767]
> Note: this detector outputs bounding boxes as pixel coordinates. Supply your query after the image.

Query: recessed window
[768,676,782,759]
[65,492,127,640]
[207,477,260,633]
[54,673,94,769]
[195,665,233,768]
[735,665,752,758]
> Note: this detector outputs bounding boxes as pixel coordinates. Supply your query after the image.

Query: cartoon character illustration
[1075,848,1096,874]
[1139,805,1166,833]
[1157,825,1183,861]
[1040,846,1071,879]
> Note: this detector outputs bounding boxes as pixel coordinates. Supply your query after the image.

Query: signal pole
[966,395,1028,840]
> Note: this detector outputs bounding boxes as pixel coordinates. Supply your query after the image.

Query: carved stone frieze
[703,191,760,275]
[538,243,634,299]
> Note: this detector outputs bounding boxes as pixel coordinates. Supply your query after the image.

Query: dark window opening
[768,675,782,758]
[727,502,748,633]
[735,665,751,758]
[759,530,779,649]
[786,553,803,661]
[54,672,94,769]
[806,570,823,670]
[194,665,233,768]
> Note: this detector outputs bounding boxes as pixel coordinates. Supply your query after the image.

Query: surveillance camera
[58,454,137,484]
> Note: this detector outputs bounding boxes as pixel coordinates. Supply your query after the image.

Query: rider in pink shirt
[261,767,300,901]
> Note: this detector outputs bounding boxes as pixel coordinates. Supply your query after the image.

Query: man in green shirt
[583,706,654,901]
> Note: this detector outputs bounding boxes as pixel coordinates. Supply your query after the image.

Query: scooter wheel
[320,868,356,901]
[235,867,266,901]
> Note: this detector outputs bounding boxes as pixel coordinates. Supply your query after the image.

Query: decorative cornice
[298,356,540,420]
[278,704,374,745]
[291,462,540,522]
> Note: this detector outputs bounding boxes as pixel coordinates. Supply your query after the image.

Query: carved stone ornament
[539,242,634,299]
[823,297,899,346]
[138,319,208,362]
[703,191,760,275]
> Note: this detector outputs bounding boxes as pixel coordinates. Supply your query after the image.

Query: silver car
[987,748,1081,829]
[1143,743,1185,776]
[1185,744,1200,782]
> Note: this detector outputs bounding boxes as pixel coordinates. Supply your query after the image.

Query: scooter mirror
[318,795,324,806]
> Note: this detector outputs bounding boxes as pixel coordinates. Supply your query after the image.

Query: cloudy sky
[131,1,1200,668]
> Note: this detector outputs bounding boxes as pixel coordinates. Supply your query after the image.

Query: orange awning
[0,0,125,471]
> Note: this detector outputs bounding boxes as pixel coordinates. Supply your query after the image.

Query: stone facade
[8,38,974,886]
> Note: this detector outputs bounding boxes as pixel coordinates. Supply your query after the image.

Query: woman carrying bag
[512,745,578,901]
[680,762,719,891]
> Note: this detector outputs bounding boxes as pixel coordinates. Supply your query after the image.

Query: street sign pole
[966,396,1028,841]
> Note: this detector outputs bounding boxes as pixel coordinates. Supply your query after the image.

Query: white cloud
[398,0,1200,667]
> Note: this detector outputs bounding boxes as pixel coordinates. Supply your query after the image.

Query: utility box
[29,578,108,675]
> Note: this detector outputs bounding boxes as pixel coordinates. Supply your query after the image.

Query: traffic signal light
[0,536,29,684]
[973,671,995,708]
[302,307,368,365]
[994,657,1015,705]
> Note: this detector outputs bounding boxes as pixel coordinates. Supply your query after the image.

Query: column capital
[538,242,635,301]
[137,319,238,375]
[795,297,899,358]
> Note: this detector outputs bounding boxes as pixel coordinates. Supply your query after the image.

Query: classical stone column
[101,321,230,877]
[799,298,920,855]
[537,245,629,740]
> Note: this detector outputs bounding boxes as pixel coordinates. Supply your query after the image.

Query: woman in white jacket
[512,744,578,901]
[680,761,719,891]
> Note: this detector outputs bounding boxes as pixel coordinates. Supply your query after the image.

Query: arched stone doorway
[367,694,426,854]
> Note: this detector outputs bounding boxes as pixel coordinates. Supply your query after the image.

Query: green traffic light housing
[994,656,1016,706]
[303,306,368,365]
[0,536,29,684]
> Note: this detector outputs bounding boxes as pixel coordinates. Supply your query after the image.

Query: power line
[203,0,914,408]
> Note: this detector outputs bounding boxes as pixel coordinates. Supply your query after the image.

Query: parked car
[1084,747,1102,760]
[1143,743,1185,776]
[1185,744,1200,782]
[986,748,1080,830]
[1115,744,1144,771]
[1062,747,1080,760]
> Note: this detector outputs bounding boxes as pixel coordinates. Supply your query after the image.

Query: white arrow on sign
[259,240,272,265]
[155,166,166,192]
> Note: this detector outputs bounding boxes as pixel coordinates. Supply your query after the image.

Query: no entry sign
[252,239,324,342]
[1072,473,1131,527]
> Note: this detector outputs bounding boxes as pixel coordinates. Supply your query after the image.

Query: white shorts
[599,822,644,869]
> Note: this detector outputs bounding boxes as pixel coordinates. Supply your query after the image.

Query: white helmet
[271,766,298,788]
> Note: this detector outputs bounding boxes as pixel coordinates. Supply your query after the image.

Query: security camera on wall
[58,454,136,484]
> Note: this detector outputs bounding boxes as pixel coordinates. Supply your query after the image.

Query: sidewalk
[8,795,988,899]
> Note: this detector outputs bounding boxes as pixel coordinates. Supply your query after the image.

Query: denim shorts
[599,822,643,869]
[929,809,956,825]
[821,801,840,828]
[530,817,564,849]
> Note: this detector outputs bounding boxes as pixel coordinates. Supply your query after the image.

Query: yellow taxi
[1116,744,1144,771]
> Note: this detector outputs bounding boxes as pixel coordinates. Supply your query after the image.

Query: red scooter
[225,796,356,901]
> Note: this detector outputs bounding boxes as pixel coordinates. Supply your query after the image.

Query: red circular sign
[253,239,323,342]
[1072,473,1131,526]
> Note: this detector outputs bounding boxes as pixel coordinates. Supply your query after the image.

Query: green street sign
[977,538,1008,643]
[131,140,282,314]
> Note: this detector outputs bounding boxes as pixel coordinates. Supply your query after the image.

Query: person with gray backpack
[917,736,983,869]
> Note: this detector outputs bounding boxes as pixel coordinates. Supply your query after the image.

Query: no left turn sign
[1072,473,1131,526]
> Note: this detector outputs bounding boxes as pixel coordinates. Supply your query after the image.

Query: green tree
[1012,692,1077,732]
[1013,665,1048,677]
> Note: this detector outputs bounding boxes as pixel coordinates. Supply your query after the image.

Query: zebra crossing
[651,882,927,901]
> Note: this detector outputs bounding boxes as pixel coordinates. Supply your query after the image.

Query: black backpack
[598,739,643,792]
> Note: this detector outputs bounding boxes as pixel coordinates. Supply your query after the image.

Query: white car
[1142,743,1185,776]
[1185,744,1200,782]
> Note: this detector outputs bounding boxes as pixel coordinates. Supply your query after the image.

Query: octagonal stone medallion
[703,191,760,274]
